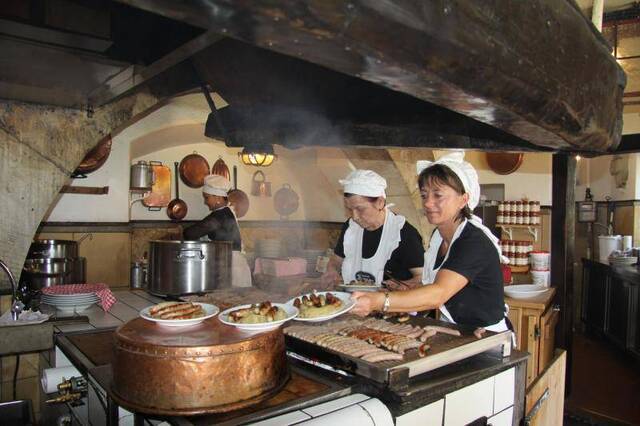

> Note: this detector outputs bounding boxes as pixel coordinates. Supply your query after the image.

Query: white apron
[342,209,405,285]
[422,219,509,333]
[200,207,252,288]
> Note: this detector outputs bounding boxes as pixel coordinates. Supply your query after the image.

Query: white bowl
[504,284,549,299]
[286,291,355,322]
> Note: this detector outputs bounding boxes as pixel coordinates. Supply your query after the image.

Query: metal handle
[30,250,48,256]
[176,249,205,260]
[524,388,550,426]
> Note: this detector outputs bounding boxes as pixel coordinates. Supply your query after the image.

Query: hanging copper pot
[251,171,271,197]
[73,135,112,177]
[273,184,299,219]
[486,152,524,175]
[211,157,231,181]
[167,162,188,221]
[179,152,210,188]
[228,166,249,218]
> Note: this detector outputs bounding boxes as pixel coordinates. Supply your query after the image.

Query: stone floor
[565,332,640,425]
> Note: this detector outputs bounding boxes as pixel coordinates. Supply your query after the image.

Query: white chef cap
[203,174,232,197]
[416,151,480,210]
[339,169,387,198]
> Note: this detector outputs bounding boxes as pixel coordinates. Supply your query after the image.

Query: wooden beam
[118,0,624,152]
[59,186,109,195]
[551,153,576,394]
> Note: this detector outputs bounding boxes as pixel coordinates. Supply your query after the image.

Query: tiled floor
[565,332,640,425]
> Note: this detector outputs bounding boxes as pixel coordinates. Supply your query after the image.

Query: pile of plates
[41,292,99,313]
[255,239,282,258]
[609,256,637,266]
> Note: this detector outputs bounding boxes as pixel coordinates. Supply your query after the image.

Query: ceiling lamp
[239,145,276,167]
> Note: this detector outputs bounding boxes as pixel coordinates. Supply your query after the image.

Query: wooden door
[508,306,523,349]
[525,314,540,386]
[525,350,566,426]
[538,307,559,375]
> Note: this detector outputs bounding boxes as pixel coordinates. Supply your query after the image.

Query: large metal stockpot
[148,240,232,296]
[28,240,78,259]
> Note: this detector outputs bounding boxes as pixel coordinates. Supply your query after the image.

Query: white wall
[581,154,639,201]
[433,150,553,205]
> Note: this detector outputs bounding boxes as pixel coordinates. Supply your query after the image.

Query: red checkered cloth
[42,283,117,312]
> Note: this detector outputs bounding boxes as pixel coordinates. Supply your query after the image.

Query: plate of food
[287,291,355,322]
[338,279,381,292]
[140,302,219,327]
[218,301,298,331]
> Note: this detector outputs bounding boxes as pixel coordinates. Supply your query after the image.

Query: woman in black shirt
[351,152,509,332]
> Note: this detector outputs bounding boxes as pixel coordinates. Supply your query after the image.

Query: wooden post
[551,153,576,393]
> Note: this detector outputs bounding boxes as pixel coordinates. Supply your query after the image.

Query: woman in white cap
[351,152,510,333]
[183,174,251,287]
[321,169,424,288]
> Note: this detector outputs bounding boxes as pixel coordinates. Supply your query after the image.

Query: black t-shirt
[334,219,424,280]
[183,207,242,250]
[434,223,504,328]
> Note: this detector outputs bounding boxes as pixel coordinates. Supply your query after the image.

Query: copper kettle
[251,171,271,197]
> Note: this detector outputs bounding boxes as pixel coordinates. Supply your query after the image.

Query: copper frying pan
[228,166,249,218]
[73,135,112,177]
[167,162,187,221]
[179,152,210,188]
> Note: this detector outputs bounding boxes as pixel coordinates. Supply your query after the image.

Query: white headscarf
[203,174,232,197]
[417,151,507,263]
[339,169,387,198]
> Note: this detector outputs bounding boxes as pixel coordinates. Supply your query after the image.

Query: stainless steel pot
[70,257,86,283]
[130,161,156,192]
[148,241,232,296]
[130,262,147,289]
[28,240,78,259]
[23,258,72,276]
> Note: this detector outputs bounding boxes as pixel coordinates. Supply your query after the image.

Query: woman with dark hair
[351,152,510,332]
[320,169,424,288]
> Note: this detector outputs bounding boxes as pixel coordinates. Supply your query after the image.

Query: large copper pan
[73,135,112,176]
[112,317,288,415]
[179,152,210,188]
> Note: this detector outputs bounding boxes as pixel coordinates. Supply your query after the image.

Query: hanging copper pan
[167,162,188,221]
[273,183,299,219]
[179,152,210,188]
[228,166,249,218]
[486,152,524,175]
[211,157,231,181]
[73,135,112,176]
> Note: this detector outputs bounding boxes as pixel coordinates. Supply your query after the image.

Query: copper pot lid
[115,317,282,352]
[273,184,299,218]
[179,152,210,188]
[486,152,524,175]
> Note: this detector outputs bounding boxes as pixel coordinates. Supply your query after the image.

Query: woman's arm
[351,268,468,316]
[183,214,220,240]
[383,267,423,290]
[320,254,343,286]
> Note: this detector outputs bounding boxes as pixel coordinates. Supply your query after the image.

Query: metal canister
[130,161,155,192]
[130,262,146,289]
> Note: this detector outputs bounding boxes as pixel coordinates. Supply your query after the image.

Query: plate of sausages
[218,301,298,331]
[140,302,219,327]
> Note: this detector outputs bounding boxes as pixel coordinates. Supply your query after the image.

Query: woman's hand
[351,291,385,317]
[320,269,342,289]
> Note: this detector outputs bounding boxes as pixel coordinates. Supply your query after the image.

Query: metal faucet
[0,259,23,321]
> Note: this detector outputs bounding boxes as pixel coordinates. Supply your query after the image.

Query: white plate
[41,291,97,298]
[337,283,381,293]
[218,303,298,331]
[55,303,96,314]
[504,284,549,299]
[140,303,219,327]
[287,291,356,322]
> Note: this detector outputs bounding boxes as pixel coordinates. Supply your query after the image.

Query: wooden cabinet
[582,259,640,360]
[525,350,566,426]
[506,288,557,387]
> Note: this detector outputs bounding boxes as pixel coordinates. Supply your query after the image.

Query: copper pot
[73,135,112,176]
[486,152,524,175]
[211,157,231,181]
[112,317,288,415]
[167,162,187,221]
[273,183,299,219]
[179,152,210,188]
[228,166,249,218]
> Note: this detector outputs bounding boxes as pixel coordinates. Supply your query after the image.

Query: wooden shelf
[497,224,540,241]
[508,265,530,274]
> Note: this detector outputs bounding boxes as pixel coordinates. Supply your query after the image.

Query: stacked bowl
[41,290,98,314]
[255,239,282,258]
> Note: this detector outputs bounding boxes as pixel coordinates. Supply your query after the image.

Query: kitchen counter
[51,288,528,425]
[581,258,640,360]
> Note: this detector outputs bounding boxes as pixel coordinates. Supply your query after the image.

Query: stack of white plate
[299,249,325,274]
[255,239,282,258]
[609,256,637,266]
[41,292,99,313]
